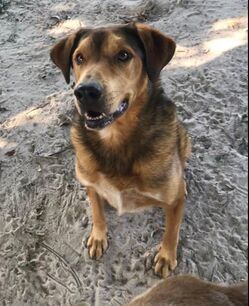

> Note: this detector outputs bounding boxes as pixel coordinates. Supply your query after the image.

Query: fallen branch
[40,241,83,294]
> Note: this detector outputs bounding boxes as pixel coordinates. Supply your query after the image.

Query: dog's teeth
[85,113,106,120]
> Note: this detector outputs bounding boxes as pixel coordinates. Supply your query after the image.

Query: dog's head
[50,23,175,130]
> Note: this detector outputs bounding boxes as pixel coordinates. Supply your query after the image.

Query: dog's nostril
[74,87,83,99]
[74,83,102,101]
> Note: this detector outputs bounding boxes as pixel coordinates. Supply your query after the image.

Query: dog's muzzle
[74,82,129,130]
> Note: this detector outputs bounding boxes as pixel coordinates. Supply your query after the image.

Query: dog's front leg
[154,182,185,278]
[87,187,108,259]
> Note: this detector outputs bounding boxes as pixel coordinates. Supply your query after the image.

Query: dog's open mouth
[84,100,129,130]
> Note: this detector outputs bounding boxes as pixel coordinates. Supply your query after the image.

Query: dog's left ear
[50,29,89,84]
[135,23,176,81]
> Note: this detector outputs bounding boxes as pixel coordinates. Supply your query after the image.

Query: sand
[0,0,248,305]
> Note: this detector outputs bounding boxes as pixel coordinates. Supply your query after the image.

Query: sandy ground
[0,0,248,305]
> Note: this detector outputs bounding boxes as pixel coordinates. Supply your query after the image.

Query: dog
[125,275,248,306]
[50,23,191,277]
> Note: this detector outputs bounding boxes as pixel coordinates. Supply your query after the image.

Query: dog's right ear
[50,29,89,84]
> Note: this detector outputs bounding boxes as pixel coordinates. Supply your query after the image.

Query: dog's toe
[87,229,108,259]
[154,247,177,278]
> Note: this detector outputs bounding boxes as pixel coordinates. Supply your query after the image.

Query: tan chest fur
[76,155,182,215]
[76,166,166,215]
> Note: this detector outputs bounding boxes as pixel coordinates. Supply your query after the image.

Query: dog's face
[72,27,146,130]
[51,23,176,130]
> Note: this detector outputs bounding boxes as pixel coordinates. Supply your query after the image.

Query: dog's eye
[117,50,132,62]
[75,54,85,65]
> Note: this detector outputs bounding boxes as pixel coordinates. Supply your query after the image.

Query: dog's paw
[154,247,177,278]
[87,228,108,259]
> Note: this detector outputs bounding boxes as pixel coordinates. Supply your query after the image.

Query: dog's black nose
[74,82,102,101]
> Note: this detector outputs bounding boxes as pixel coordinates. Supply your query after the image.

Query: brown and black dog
[50,23,191,277]
[126,275,248,306]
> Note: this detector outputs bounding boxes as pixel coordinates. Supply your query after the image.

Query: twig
[40,242,83,294]
[26,102,50,114]
[111,299,122,306]
[34,145,72,158]
[46,272,75,293]
[46,146,72,157]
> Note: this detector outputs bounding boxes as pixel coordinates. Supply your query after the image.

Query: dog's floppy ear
[135,23,176,81]
[50,29,89,84]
